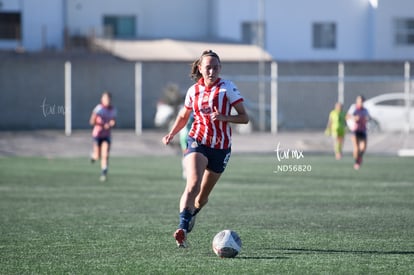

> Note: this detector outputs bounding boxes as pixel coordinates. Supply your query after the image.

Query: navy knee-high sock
[178,208,192,231]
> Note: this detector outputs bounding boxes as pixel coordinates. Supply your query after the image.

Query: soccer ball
[212,230,242,258]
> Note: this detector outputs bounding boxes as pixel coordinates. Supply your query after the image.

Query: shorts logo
[191,141,198,148]
[223,152,231,169]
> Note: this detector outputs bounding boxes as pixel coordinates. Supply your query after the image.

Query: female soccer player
[89,92,117,181]
[162,50,249,247]
[347,95,370,170]
[325,102,347,160]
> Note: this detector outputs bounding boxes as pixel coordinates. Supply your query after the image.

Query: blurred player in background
[162,50,249,248]
[347,95,369,170]
[89,92,117,181]
[179,112,194,179]
[325,102,347,160]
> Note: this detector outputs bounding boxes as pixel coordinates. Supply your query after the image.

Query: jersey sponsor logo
[200,106,212,114]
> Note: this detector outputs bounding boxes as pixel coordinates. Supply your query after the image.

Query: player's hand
[95,116,103,125]
[211,106,224,121]
[162,133,174,145]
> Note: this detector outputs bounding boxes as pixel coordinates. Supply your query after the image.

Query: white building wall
[0,0,23,49]
[0,0,413,60]
[0,0,21,9]
[66,0,208,39]
[0,0,63,51]
[374,0,414,60]
[22,0,64,51]
[214,0,374,61]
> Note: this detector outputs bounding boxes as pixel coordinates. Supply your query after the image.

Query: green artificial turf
[0,155,413,274]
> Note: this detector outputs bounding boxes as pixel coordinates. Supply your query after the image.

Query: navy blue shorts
[184,137,231,174]
[93,136,111,146]
[354,131,367,140]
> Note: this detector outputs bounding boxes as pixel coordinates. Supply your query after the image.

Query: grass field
[0,154,413,274]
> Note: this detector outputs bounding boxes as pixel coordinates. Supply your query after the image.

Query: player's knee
[100,148,109,158]
[101,151,109,159]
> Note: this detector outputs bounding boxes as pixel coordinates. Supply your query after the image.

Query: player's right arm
[89,111,97,126]
[162,106,192,145]
[325,112,332,135]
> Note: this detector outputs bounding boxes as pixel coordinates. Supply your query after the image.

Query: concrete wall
[0,52,133,130]
[0,52,412,131]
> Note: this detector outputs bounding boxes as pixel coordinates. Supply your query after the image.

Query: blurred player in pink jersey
[347,95,370,170]
[89,92,117,181]
[162,50,249,247]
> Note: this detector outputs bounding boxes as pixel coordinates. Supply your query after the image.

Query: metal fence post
[404,61,411,134]
[65,61,72,136]
[271,61,278,134]
[338,62,344,104]
[135,62,142,135]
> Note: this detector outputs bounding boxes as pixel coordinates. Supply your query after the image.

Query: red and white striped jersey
[184,78,244,149]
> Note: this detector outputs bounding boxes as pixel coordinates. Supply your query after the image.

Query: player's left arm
[103,109,117,130]
[104,119,116,130]
[108,114,116,128]
[212,102,249,124]
[212,82,249,124]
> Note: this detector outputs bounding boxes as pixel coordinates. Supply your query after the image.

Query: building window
[394,18,414,46]
[242,21,266,46]
[313,22,336,49]
[0,12,21,40]
[103,15,136,38]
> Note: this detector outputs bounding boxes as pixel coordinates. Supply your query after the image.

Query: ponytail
[190,58,202,82]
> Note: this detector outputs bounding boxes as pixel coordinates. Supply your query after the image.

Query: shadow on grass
[278,248,414,255]
[237,256,290,260]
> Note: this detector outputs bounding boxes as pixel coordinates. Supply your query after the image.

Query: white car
[348,93,414,132]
